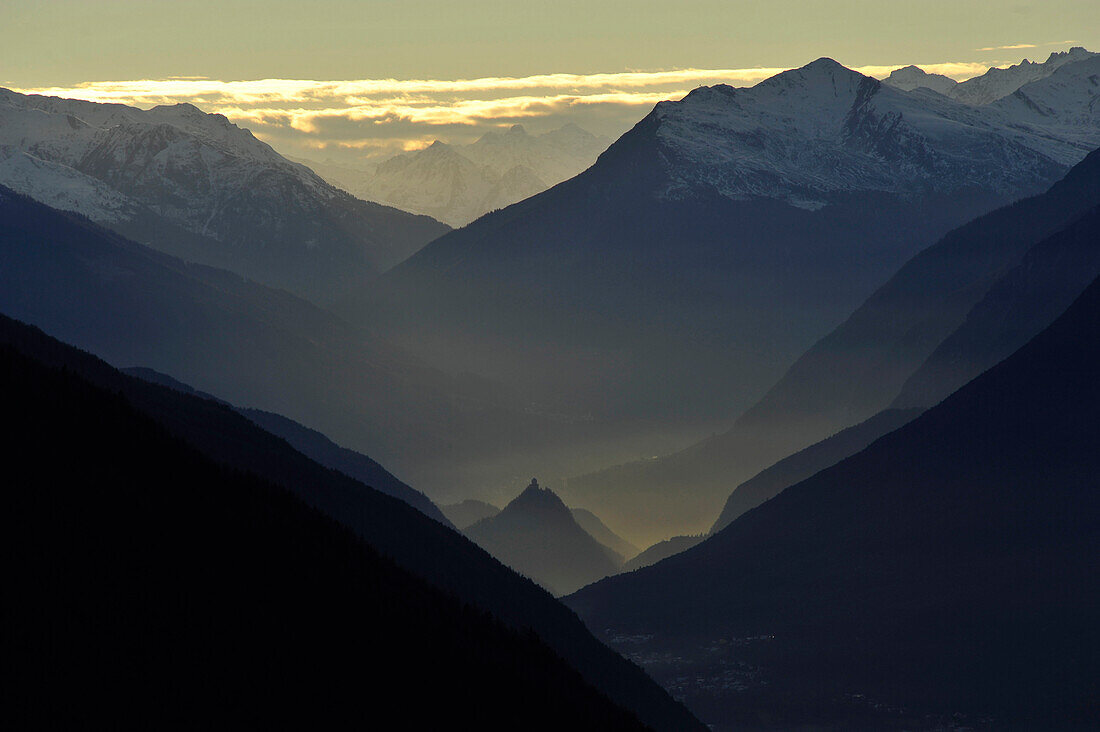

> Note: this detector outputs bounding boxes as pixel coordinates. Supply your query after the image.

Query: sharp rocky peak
[1047,46,1094,64]
[752,57,871,93]
[509,478,569,513]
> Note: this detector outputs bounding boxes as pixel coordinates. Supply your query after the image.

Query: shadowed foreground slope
[2,327,646,730]
[569,275,1100,727]
[0,315,703,732]
[123,365,453,527]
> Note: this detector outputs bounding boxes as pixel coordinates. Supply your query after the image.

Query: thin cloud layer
[976,39,1079,52]
[977,43,1038,51]
[9,62,995,163]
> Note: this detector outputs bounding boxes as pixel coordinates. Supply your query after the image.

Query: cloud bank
[10,62,996,164]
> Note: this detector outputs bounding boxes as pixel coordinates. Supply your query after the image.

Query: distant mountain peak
[746,57,872,99]
[804,56,851,72]
[508,478,570,514]
[315,122,608,226]
[465,478,623,595]
[884,65,958,95]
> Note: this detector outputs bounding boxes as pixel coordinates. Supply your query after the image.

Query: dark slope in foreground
[621,535,706,573]
[0,316,702,732]
[2,332,645,730]
[711,408,922,533]
[124,366,453,527]
[467,481,624,596]
[568,146,1100,539]
[893,203,1100,410]
[569,277,1100,727]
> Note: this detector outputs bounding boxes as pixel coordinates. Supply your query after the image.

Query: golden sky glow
[9,60,1007,163]
[4,0,1098,163]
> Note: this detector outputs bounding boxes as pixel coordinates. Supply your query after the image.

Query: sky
[3,0,1099,164]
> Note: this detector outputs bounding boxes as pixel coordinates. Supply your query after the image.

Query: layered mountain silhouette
[568,270,1100,727]
[711,408,922,533]
[621,535,706,573]
[0,89,448,302]
[123,366,453,526]
[572,507,640,561]
[4,324,658,730]
[0,185,635,501]
[305,124,610,227]
[0,313,703,731]
[569,144,1100,542]
[893,203,1100,411]
[466,480,624,595]
[340,58,1100,535]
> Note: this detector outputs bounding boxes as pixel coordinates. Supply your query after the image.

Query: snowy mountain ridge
[884,46,1098,105]
[0,88,448,302]
[648,57,1098,207]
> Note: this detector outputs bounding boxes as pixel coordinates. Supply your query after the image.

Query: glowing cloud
[976,43,1038,51]
[9,62,996,163]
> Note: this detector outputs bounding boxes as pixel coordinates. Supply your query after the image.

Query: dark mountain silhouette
[711,408,922,533]
[443,499,501,529]
[0,184,626,504]
[572,507,640,560]
[568,274,1100,728]
[621,535,706,573]
[0,88,449,303]
[0,314,703,732]
[466,480,624,596]
[892,203,1100,411]
[568,145,1100,541]
[2,323,652,731]
[124,366,452,527]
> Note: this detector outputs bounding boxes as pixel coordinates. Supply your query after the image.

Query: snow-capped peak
[951,46,1098,105]
[0,87,448,301]
[884,66,958,95]
[643,56,1091,205]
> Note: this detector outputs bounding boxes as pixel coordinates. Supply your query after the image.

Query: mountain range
[7,40,1100,730]
[885,46,1097,105]
[7,53,1099,526]
[299,123,611,227]
[0,88,448,302]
